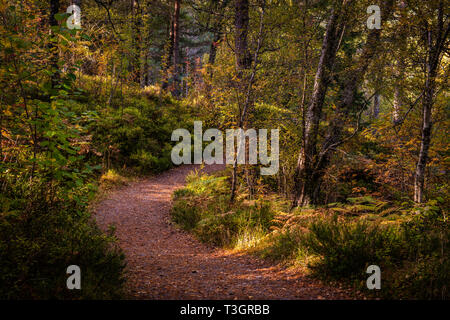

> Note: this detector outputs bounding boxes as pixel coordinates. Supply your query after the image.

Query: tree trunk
[161,13,174,90]
[292,0,394,207]
[172,0,182,96]
[292,7,344,207]
[140,48,147,88]
[147,53,154,86]
[373,93,380,118]
[208,0,230,66]
[393,52,406,124]
[413,1,448,203]
[208,31,222,66]
[49,0,60,30]
[234,0,251,74]
[49,0,60,88]
[230,0,251,202]
[393,85,402,123]
[414,77,434,203]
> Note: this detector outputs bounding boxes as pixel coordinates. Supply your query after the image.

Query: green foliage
[172,172,273,247]
[257,230,304,261]
[74,76,192,174]
[99,169,130,190]
[305,217,403,280]
[173,172,449,299]
[0,180,126,299]
[305,207,449,299]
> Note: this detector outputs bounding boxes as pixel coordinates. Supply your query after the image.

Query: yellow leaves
[1,127,11,139]
[0,1,10,14]
[3,106,12,117]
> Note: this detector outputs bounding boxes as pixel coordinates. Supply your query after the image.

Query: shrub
[305,216,403,280]
[257,230,303,261]
[305,207,449,299]
[75,75,193,175]
[0,180,126,299]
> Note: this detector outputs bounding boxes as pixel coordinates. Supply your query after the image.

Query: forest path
[95,164,352,299]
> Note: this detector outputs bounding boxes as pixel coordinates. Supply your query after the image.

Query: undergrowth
[172,171,449,299]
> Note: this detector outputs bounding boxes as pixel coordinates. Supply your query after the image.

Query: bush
[305,207,449,299]
[0,180,126,299]
[392,206,450,299]
[257,230,302,261]
[172,199,202,231]
[75,75,193,175]
[305,216,403,280]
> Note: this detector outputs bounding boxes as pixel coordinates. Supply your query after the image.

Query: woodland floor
[94,164,355,299]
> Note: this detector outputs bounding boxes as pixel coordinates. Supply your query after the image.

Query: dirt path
[95,164,353,299]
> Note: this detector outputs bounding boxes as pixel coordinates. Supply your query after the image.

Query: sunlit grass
[232,226,267,251]
[99,169,130,189]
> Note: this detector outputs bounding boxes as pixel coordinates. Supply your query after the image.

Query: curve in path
[95,164,352,299]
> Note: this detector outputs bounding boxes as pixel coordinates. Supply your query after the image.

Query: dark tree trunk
[230,0,252,202]
[208,31,222,65]
[208,0,230,66]
[234,0,251,74]
[49,0,60,26]
[292,7,344,207]
[49,0,60,88]
[292,0,394,207]
[172,0,182,96]
[414,1,448,203]
[133,0,143,84]
[140,1,151,89]
[162,12,174,90]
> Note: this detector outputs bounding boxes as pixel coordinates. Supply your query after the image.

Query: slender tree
[292,2,347,207]
[413,0,449,203]
[230,0,251,201]
[49,0,60,88]
[292,0,395,207]
[172,0,182,96]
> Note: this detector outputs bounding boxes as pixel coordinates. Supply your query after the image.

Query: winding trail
[95,164,353,299]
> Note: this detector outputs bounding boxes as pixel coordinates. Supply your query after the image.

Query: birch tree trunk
[292,7,344,207]
[414,1,449,203]
[208,0,230,66]
[292,0,394,207]
[414,71,435,203]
